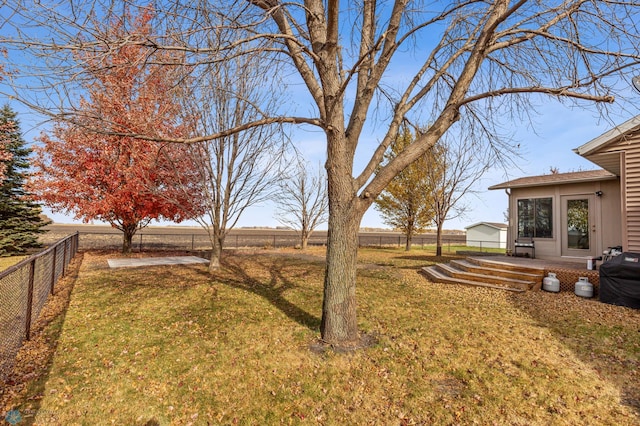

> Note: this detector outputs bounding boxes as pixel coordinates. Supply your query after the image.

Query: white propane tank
[574,277,594,298]
[543,273,560,292]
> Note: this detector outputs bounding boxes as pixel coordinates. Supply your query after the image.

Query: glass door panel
[561,195,596,257]
[566,199,589,250]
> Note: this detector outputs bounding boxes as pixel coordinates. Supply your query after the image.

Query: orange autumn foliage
[29,9,201,251]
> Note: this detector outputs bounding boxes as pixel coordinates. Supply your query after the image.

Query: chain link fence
[70,231,467,251]
[0,232,79,381]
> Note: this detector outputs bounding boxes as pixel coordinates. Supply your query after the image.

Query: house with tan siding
[490,115,640,260]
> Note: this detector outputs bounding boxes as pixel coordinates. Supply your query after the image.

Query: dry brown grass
[2,247,639,425]
[0,256,27,271]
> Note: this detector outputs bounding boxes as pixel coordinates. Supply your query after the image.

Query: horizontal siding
[602,133,640,154]
[625,146,640,252]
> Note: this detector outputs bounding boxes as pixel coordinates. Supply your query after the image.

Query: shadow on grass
[212,255,322,331]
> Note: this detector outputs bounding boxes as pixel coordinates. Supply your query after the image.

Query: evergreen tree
[0,105,48,255]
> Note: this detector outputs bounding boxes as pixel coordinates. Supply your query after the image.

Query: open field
[2,247,639,425]
[40,224,470,252]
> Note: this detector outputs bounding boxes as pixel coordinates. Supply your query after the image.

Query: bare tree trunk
[321,124,371,347]
[321,200,361,347]
[301,231,309,250]
[436,221,444,257]
[209,239,223,272]
[405,224,414,251]
[121,224,137,254]
[207,229,225,272]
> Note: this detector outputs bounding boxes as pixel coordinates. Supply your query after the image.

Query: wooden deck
[468,255,592,272]
[485,255,600,292]
[422,254,600,293]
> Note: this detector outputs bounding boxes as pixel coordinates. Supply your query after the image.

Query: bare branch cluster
[174,47,289,269]
[274,158,329,249]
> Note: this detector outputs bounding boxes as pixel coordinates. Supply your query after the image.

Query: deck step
[421,266,526,293]
[434,263,535,291]
[450,259,543,282]
[466,257,545,276]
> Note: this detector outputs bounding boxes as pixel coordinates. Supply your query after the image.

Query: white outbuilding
[465,222,508,249]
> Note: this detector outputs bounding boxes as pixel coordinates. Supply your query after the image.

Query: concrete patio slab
[107,256,209,269]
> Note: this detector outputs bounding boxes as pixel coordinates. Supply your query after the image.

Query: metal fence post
[71,232,77,256]
[50,245,57,295]
[25,258,36,341]
[0,233,81,381]
[62,240,68,277]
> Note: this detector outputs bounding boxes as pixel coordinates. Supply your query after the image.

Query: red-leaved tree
[29,10,200,252]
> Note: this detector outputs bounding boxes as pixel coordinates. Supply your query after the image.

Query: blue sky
[10,88,638,231]
[286,99,636,231]
[34,102,635,231]
[3,3,639,231]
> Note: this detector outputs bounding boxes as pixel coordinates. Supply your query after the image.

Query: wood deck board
[421,266,526,293]
[451,259,543,280]
[436,263,535,287]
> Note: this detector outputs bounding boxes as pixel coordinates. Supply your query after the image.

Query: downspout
[505,188,512,255]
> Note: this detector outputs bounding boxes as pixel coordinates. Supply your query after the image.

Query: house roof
[465,222,508,230]
[488,169,617,190]
[574,115,640,156]
[573,115,640,174]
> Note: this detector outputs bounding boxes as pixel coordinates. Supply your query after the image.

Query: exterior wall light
[633,76,640,94]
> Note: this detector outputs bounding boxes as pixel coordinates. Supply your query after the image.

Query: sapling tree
[275,159,328,250]
[375,126,438,251]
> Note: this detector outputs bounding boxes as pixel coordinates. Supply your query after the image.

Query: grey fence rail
[73,231,474,251]
[0,232,79,382]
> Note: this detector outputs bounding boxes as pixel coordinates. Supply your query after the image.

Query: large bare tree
[2,1,640,349]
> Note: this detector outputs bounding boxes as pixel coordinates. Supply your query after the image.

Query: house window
[517,198,552,238]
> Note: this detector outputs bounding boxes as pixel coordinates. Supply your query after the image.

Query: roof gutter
[574,115,640,156]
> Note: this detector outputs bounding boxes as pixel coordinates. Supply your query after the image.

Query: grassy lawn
[0,256,27,271]
[3,247,640,425]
